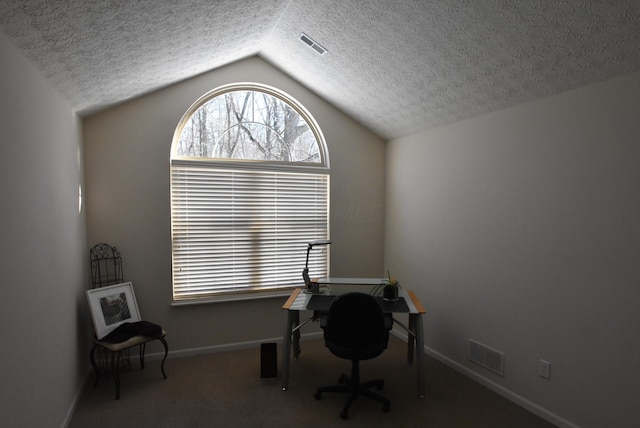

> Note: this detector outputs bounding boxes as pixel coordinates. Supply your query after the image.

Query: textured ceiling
[1,0,639,139]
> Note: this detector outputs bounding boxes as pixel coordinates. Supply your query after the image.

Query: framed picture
[87,282,141,339]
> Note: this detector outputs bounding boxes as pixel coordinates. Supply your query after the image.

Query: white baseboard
[143,331,324,361]
[62,369,93,428]
[390,329,580,428]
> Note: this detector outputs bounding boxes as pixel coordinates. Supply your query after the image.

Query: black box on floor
[260,342,278,378]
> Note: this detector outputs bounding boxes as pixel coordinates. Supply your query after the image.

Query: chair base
[314,362,390,420]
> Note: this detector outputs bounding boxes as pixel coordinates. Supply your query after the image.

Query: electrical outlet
[539,359,551,379]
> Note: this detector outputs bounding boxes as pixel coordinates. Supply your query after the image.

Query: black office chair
[314,292,393,419]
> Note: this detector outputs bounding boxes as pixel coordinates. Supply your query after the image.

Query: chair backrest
[323,292,389,361]
[89,243,123,288]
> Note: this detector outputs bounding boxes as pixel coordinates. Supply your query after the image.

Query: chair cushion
[94,330,167,352]
[101,321,164,343]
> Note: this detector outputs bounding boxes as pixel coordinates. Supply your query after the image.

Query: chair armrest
[320,314,328,329]
[384,314,393,330]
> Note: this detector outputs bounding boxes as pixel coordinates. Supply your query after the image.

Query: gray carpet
[69,336,557,427]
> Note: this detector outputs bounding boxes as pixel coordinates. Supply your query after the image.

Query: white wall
[0,33,87,427]
[385,72,640,428]
[83,56,386,352]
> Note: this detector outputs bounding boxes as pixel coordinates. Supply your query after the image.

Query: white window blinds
[171,163,329,301]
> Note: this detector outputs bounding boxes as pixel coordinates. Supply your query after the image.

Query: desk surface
[315,277,389,285]
[283,288,425,314]
[307,294,410,312]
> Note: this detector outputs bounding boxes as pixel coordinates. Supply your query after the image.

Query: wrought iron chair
[88,243,168,399]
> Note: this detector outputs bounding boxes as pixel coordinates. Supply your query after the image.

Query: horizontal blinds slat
[171,165,329,300]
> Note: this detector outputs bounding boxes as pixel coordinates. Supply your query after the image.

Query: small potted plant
[382,270,400,301]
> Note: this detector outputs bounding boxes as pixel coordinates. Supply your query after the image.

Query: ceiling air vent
[299,32,327,55]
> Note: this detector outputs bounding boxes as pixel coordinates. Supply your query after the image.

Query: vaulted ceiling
[1,0,639,139]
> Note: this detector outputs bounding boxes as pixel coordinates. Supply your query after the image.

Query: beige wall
[385,72,640,428]
[83,56,386,352]
[0,33,87,427]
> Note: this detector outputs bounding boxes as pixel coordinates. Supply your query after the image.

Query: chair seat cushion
[100,321,164,344]
[94,329,167,352]
[326,340,386,361]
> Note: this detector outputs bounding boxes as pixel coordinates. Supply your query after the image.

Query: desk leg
[281,310,299,391]
[407,314,416,364]
[292,311,301,359]
[415,313,425,398]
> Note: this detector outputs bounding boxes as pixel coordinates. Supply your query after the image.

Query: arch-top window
[170,83,330,302]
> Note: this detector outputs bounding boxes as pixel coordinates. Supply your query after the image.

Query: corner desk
[281,279,426,397]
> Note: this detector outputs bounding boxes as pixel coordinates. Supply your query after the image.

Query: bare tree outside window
[176,90,320,163]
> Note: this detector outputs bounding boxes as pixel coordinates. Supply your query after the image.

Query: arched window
[170,83,330,302]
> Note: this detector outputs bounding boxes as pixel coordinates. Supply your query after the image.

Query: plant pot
[383,284,399,301]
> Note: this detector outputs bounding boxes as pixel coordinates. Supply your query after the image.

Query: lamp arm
[305,245,312,269]
[302,240,331,293]
[302,244,312,287]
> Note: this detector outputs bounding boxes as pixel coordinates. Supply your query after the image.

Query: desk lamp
[302,240,331,294]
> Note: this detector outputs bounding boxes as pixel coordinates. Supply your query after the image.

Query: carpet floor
[69,336,557,427]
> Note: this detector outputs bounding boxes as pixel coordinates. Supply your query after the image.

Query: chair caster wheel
[383,403,390,413]
[314,391,322,400]
[340,410,349,420]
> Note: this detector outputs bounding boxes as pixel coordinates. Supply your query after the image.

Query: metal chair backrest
[89,243,123,288]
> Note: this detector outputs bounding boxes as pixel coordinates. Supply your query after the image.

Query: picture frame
[87,282,141,339]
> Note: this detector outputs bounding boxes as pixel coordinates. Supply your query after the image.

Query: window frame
[170,82,330,304]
